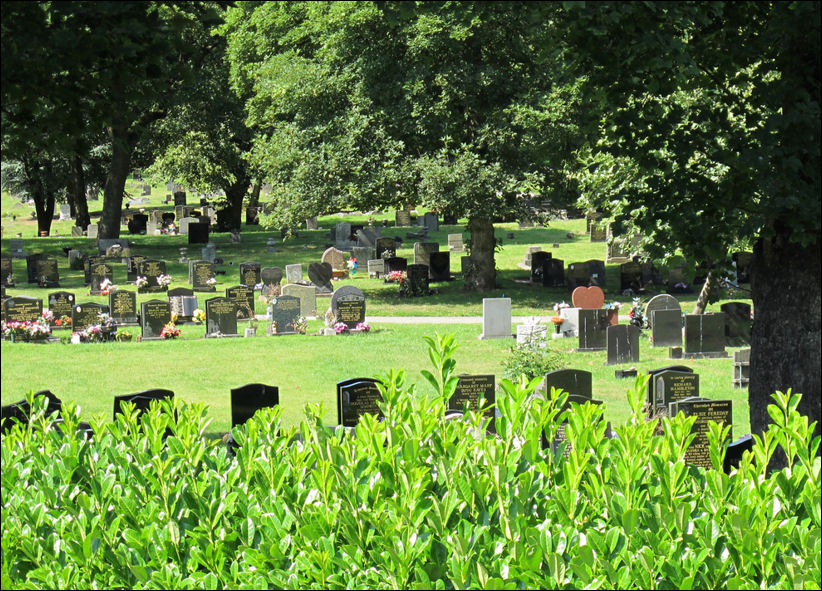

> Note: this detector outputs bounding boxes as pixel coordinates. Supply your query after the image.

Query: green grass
[2,179,754,437]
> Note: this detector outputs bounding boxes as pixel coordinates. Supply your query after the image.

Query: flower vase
[606,309,619,326]
[554,322,562,334]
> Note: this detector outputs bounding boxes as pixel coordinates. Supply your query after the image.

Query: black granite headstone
[230,383,279,427]
[405,264,430,297]
[226,285,255,320]
[720,302,752,346]
[545,369,593,400]
[531,251,551,284]
[428,251,451,282]
[269,295,301,334]
[449,374,496,433]
[337,378,383,427]
[307,262,334,294]
[684,313,727,357]
[620,261,644,292]
[668,397,732,469]
[544,258,565,288]
[654,370,700,413]
[137,259,168,293]
[48,291,75,326]
[188,222,210,244]
[140,300,171,340]
[190,260,216,292]
[109,290,138,325]
[35,257,59,287]
[89,262,114,295]
[384,257,408,274]
[3,296,43,323]
[606,325,641,365]
[113,389,174,420]
[651,309,683,348]
[206,297,239,337]
[578,309,609,351]
[239,262,262,287]
[1,390,62,433]
[330,286,366,328]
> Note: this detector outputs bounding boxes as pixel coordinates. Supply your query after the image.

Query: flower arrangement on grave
[54,315,71,327]
[293,316,308,335]
[5,274,14,287]
[385,270,406,284]
[192,308,206,324]
[355,322,370,333]
[41,310,54,323]
[160,223,177,235]
[115,330,133,342]
[156,274,173,288]
[2,319,52,341]
[98,278,116,296]
[347,257,358,276]
[161,322,181,339]
[73,325,104,344]
[99,313,117,332]
[604,301,622,311]
[206,277,217,286]
[170,312,179,324]
[381,249,395,260]
[628,297,647,329]
[333,321,349,334]
[135,276,149,289]
[553,301,570,313]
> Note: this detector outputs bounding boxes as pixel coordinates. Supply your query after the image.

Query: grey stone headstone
[413,242,439,266]
[577,309,609,351]
[97,238,129,256]
[330,285,366,328]
[285,264,302,284]
[606,325,641,365]
[174,191,187,206]
[322,247,348,270]
[651,309,683,348]
[59,204,72,221]
[335,223,352,245]
[589,222,607,242]
[395,210,412,227]
[421,212,439,232]
[356,227,380,247]
[305,217,318,230]
[269,295,302,334]
[667,398,732,469]
[9,239,26,258]
[225,285,255,320]
[205,297,239,337]
[86,224,99,240]
[281,283,317,317]
[261,267,283,288]
[645,294,681,329]
[460,256,473,275]
[350,246,374,268]
[337,378,383,427]
[684,313,727,357]
[139,300,170,340]
[231,384,279,428]
[448,233,465,252]
[201,243,217,263]
[480,298,511,340]
[367,259,385,278]
[307,262,334,294]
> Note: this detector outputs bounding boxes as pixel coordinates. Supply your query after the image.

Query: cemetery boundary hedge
[2,335,820,590]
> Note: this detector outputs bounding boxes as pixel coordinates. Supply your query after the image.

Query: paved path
[365,315,631,324]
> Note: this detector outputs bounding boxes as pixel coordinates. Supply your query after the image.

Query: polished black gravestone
[429,251,451,282]
[72,302,109,332]
[127,255,148,282]
[226,285,255,320]
[620,261,644,293]
[606,325,641,365]
[544,258,565,288]
[3,295,43,323]
[89,262,114,295]
[168,287,197,323]
[1,390,62,433]
[330,286,366,328]
[337,378,383,427]
[307,262,334,294]
[684,313,728,358]
[384,257,408,274]
[578,309,609,351]
[269,295,301,334]
[35,257,60,287]
[113,389,175,437]
[190,260,216,292]
[205,297,239,337]
[188,222,210,244]
[668,397,733,469]
[545,369,592,399]
[651,309,683,348]
[137,259,168,293]
[449,374,496,433]
[645,365,693,411]
[48,291,75,326]
[652,370,699,416]
[109,290,138,325]
[239,261,262,287]
[405,264,430,297]
[231,383,280,427]
[1,257,14,287]
[140,300,171,340]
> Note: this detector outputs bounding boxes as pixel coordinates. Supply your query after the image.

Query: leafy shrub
[2,334,820,589]
[502,338,566,382]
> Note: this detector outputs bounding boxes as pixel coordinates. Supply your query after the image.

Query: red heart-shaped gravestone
[571,285,605,309]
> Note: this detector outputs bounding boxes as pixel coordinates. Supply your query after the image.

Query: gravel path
[365,315,631,324]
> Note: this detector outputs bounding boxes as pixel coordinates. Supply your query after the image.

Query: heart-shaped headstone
[308,262,333,292]
[261,267,283,285]
[571,285,605,309]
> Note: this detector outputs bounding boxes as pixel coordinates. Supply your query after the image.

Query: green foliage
[3,336,819,589]
[502,339,566,382]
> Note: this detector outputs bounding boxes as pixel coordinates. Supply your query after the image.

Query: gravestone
[97,238,129,256]
[189,260,216,292]
[334,222,352,245]
[25,254,44,283]
[356,227,380,247]
[269,295,302,334]
[544,258,565,288]
[168,288,197,322]
[651,309,683,348]
[1,258,14,287]
[260,267,283,297]
[644,294,682,329]
[201,243,217,263]
[140,300,171,340]
[281,284,317,318]
[72,302,109,332]
[231,384,280,427]
[449,374,496,433]
[645,365,694,411]
[351,247,374,270]
[246,207,260,225]
[9,238,27,259]
[35,258,59,287]
[1,391,63,433]
[720,302,752,346]
[367,259,385,278]
[545,369,592,399]
[330,286,366,328]
[337,379,383,427]
[421,212,439,232]
[733,348,751,388]
[384,257,407,274]
[405,264,430,297]
[460,256,473,275]
[129,214,148,235]
[531,251,551,283]
[566,261,591,290]
[173,191,187,206]
[606,325,641,365]
[585,212,601,233]
[71,226,84,237]
[82,256,103,286]
[113,389,174,422]
[448,233,465,252]
[137,259,168,293]
[188,222,210,244]
[559,307,581,337]
[205,297,239,337]
[59,203,71,221]
[305,216,318,230]
[620,261,644,293]
[109,290,138,325]
[732,252,753,284]
[178,216,196,235]
[86,224,99,239]
[586,259,606,286]
[589,223,607,242]
[3,296,43,323]
[653,370,700,415]
[429,251,451,281]
[239,262,262,287]
[571,286,605,309]
[89,262,114,295]
[48,291,75,325]
[666,266,690,293]
[684,313,728,357]
[322,247,348,270]
[285,264,302,284]
[480,298,512,340]
[375,237,396,259]
[395,210,412,227]
[668,397,733,469]
[578,309,609,351]
[226,285,255,320]
[127,255,147,282]
[307,262,334,294]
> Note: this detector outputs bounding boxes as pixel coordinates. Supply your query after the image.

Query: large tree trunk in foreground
[465,216,496,291]
[749,223,821,456]
[100,122,133,239]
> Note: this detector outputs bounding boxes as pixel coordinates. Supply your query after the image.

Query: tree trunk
[70,154,90,230]
[33,185,54,237]
[248,179,262,208]
[465,216,496,291]
[749,223,821,458]
[691,267,716,314]
[100,122,133,239]
[223,176,250,232]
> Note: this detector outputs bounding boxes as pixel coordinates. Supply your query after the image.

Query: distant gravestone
[129,213,148,235]
[1,258,14,287]
[239,262,262,287]
[566,261,592,290]
[428,251,450,281]
[448,233,465,252]
[334,222,352,245]
[285,264,302,284]
[3,296,43,323]
[645,365,694,411]
[337,379,383,427]
[356,227,380,247]
[405,264,429,297]
[86,224,99,239]
[246,207,260,226]
[668,398,732,469]
[173,191,187,206]
[205,297,239,337]
[559,307,581,338]
[269,295,302,334]
[127,255,147,282]
[449,374,496,433]
[644,294,681,329]
[413,242,438,267]
[571,286,605,309]
[375,237,396,259]
[48,291,75,325]
[578,309,609,351]
[59,203,71,221]
[113,389,174,422]
[308,262,334,294]
[168,287,197,322]
[350,246,374,269]
[201,243,217,263]
[480,298,511,340]
[231,384,279,427]
[589,222,607,242]
[35,257,60,288]
[109,290,138,325]
[188,222,210,244]
[281,283,317,318]
[1,390,62,433]
[531,251,551,284]
[139,300,170,340]
[137,259,167,293]
[71,225,83,237]
[260,267,283,297]
[395,210,412,227]
[545,369,592,399]
[733,348,751,389]
[72,302,109,332]
[732,252,753,284]
[421,212,439,232]
[305,217,318,230]
[26,253,46,282]
[606,325,641,365]
[367,259,385,278]
[544,258,565,288]
[384,257,407,274]
[89,262,114,295]
[322,247,348,270]
[620,261,644,293]
[97,238,129,256]
[331,286,366,328]
[651,309,683,348]
[190,260,216,292]
[684,313,727,357]
[9,238,26,259]
[226,285,255,320]
[654,370,700,414]
[720,302,752,346]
